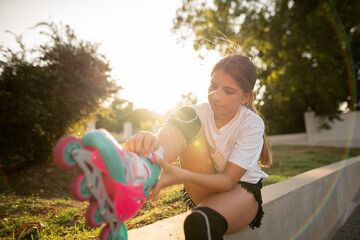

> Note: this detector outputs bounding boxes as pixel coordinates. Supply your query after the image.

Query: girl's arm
[125,125,185,164]
[184,161,246,192]
[125,106,200,164]
[147,157,246,199]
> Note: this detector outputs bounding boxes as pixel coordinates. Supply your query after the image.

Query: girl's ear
[241,92,253,105]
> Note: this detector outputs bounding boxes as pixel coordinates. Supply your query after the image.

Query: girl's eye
[225,90,234,95]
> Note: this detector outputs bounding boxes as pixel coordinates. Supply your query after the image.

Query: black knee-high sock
[184,206,228,240]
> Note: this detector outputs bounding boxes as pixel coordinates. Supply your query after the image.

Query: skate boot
[53,128,162,240]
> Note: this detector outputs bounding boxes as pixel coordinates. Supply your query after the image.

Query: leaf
[15,222,46,239]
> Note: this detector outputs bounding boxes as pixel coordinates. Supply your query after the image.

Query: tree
[127,108,163,131]
[0,22,120,171]
[96,98,163,133]
[96,98,134,133]
[176,92,198,108]
[173,0,360,134]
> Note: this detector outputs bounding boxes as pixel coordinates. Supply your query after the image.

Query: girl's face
[208,69,251,124]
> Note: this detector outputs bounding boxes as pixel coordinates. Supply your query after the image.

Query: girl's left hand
[147,156,185,200]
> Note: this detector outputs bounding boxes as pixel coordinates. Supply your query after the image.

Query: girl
[125,54,272,240]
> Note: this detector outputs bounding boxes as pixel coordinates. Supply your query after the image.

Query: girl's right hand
[147,155,185,200]
[124,131,160,158]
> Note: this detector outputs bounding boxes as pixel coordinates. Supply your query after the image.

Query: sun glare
[0,0,221,115]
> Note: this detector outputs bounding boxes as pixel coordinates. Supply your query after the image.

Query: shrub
[0,22,119,171]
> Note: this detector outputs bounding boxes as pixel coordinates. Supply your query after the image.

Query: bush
[0,22,119,171]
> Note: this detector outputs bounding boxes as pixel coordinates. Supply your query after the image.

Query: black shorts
[180,179,264,229]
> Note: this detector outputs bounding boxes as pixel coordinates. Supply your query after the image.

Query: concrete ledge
[129,156,360,240]
[128,211,189,239]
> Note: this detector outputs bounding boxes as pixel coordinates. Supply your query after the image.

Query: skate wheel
[99,225,111,240]
[70,172,91,201]
[86,201,104,227]
[53,135,82,170]
[99,223,128,240]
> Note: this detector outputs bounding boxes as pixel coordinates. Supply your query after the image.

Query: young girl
[125,54,272,239]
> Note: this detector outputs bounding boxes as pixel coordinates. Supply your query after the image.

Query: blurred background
[0,1,359,239]
[0,0,359,171]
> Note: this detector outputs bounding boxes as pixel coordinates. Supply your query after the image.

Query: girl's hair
[211,55,272,168]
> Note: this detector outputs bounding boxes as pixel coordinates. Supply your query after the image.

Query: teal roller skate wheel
[99,223,128,240]
[86,201,105,227]
[53,135,82,170]
[70,172,91,201]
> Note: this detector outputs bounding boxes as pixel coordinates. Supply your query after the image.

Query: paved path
[129,206,360,240]
[333,205,360,240]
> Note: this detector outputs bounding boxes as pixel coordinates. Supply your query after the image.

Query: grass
[1,145,360,239]
[0,195,97,239]
[262,145,360,185]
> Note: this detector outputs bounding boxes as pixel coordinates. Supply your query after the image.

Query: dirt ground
[0,160,74,199]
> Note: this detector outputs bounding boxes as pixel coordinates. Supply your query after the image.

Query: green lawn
[262,145,360,185]
[1,145,359,239]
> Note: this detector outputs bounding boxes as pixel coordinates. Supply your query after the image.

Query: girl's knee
[184,206,228,240]
[180,129,215,173]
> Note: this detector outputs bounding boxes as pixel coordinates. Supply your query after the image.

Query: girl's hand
[124,131,160,158]
[147,156,185,200]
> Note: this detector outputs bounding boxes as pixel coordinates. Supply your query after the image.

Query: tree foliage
[96,98,134,133]
[96,92,198,135]
[0,22,119,171]
[176,92,198,108]
[96,98,163,133]
[173,0,360,134]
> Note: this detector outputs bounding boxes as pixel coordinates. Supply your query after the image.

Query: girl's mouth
[212,103,223,108]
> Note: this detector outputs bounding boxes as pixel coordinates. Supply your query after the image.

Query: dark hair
[211,55,272,167]
[211,55,257,95]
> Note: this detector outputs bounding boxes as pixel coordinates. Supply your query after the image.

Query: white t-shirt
[191,103,268,184]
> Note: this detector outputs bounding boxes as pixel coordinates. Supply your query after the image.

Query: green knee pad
[166,106,201,144]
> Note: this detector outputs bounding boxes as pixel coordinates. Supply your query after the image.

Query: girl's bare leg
[180,130,258,234]
[180,128,216,205]
[198,185,258,234]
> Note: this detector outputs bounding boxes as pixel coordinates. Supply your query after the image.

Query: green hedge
[0,22,119,171]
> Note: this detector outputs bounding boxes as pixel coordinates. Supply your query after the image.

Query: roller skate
[53,128,162,240]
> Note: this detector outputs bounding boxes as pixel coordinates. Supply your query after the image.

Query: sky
[0,0,221,114]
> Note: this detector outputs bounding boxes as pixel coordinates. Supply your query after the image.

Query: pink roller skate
[53,129,162,240]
